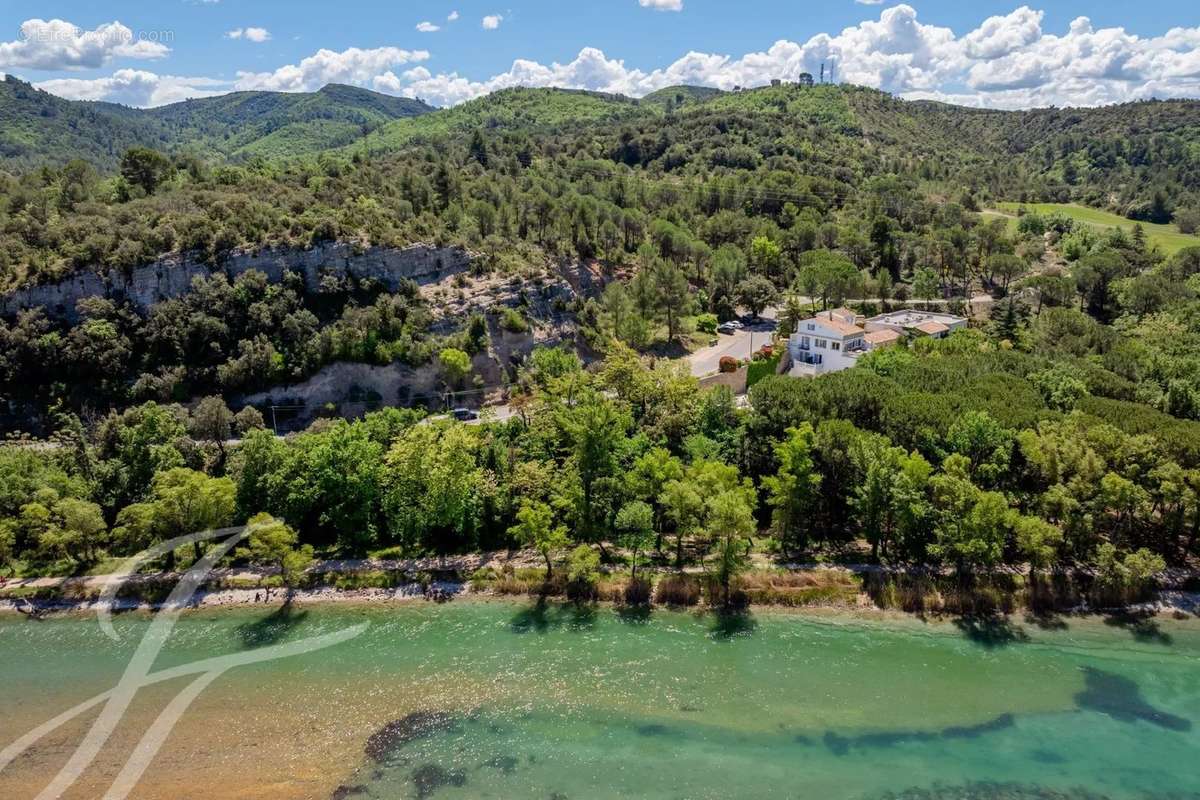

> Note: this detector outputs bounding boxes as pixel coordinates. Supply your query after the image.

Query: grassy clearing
[992,202,1200,255]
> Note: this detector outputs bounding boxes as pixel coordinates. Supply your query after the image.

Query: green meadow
[993,202,1200,255]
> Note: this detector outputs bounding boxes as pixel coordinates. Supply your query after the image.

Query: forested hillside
[0,76,432,169]
[4,79,1200,587]
[0,76,163,171]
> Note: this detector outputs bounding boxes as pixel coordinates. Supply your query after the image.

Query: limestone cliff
[0,242,473,321]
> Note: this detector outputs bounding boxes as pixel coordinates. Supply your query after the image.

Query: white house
[787,308,867,376]
[787,307,966,377]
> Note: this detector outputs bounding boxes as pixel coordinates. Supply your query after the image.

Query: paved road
[687,315,778,377]
[424,404,516,426]
[469,404,515,424]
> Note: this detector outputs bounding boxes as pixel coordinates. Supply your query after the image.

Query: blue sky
[2,2,1199,108]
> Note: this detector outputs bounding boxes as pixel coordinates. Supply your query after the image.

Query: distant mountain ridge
[0,76,434,170]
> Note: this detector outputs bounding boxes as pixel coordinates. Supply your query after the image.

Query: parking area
[687,314,778,377]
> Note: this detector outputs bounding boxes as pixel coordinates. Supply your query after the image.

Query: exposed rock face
[0,242,473,322]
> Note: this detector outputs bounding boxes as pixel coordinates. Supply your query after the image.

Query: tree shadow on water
[616,604,652,625]
[952,614,1030,649]
[709,609,757,641]
[1023,608,1069,632]
[1102,610,1174,645]
[1075,666,1192,731]
[236,599,309,648]
[509,597,597,634]
[818,713,1016,757]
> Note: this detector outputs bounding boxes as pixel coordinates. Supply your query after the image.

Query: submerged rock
[483,754,519,774]
[330,785,367,800]
[411,763,467,799]
[364,711,457,762]
[875,782,1114,800]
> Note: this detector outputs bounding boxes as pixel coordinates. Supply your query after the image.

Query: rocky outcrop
[0,242,473,321]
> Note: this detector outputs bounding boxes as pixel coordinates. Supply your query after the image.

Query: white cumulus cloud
[383,4,1200,109]
[482,15,503,30]
[448,11,460,22]
[35,69,226,107]
[226,27,272,43]
[639,0,684,10]
[416,22,440,33]
[233,46,430,92]
[25,5,1200,111]
[0,18,169,70]
[962,6,1043,59]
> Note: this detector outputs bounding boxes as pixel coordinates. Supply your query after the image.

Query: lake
[1,600,1198,799]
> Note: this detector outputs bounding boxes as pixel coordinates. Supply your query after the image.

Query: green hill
[6,73,1197,221]
[354,87,654,155]
[147,83,432,160]
[1,79,1198,294]
[0,76,434,169]
[641,85,725,110]
[0,75,166,171]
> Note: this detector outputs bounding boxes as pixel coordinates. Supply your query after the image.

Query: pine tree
[468,128,489,168]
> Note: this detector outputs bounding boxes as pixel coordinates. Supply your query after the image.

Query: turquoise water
[1,600,1198,799]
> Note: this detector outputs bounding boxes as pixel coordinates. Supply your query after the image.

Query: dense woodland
[3,81,1200,593]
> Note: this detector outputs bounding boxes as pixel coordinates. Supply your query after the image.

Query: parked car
[451,407,479,421]
[717,321,742,334]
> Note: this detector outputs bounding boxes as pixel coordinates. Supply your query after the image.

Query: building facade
[787,307,967,377]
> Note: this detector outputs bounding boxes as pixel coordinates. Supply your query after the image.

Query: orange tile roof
[811,312,863,336]
[863,329,902,344]
[915,321,950,335]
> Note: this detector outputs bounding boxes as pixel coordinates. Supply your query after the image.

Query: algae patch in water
[364,711,458,762]
[411,763,467,799]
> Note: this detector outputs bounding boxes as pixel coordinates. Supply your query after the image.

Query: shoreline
[3,579,1198,621]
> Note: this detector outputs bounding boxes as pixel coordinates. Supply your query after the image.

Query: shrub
[739,569,860,607]
[490,567,567,597]
[623,576,652,606]
[696,313,719,334]
[331,570,398,590]
[862,572,1023,615]
[500,307,529,333]
[596,577,627,603]
[566,545,600,602]
[1092,544,1165,607]
[718,355,739,373]
[469,566,497,591]
[369,545,407,560]
[654,573,701,606]
[701,574,749,610]
[1175,208,1200,235]
[746,354,781,388]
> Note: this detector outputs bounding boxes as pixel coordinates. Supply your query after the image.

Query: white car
[717,320,744,334]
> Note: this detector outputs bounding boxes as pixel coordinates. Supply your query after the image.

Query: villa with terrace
[787,307,968,377]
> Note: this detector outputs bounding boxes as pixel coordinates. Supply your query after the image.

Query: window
[815,338,827,348]
[806,323,815,331]
[831,342,840,351]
